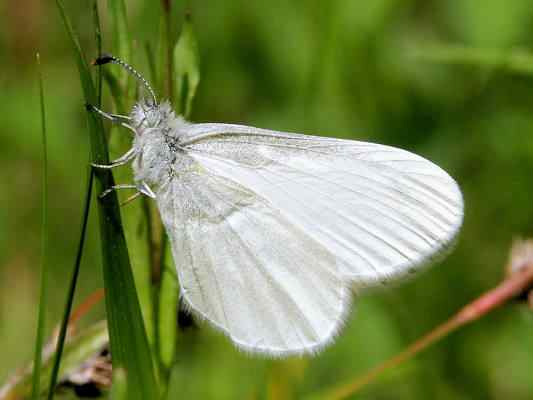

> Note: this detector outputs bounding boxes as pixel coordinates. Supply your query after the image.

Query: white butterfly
[91,55,463,357]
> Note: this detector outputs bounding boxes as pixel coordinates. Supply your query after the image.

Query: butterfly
[90,54,463,357]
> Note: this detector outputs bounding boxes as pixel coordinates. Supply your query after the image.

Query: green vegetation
[1,1,533,399]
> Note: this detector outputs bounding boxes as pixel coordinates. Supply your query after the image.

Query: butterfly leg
[99,184,137,199]
[118,182,156,206]
[99,181,156,200]
[86,104,136,134]
[91,147,137,169]
[86,103,131,123]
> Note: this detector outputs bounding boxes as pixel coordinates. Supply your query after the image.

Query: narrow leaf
[31,52,49,400]
[145,42,159,97]
[157,235,179,391]
[413,44,533,76]
[103,70,126,114]
[54,1,158,399]
[108,0,132,82]
[110,368,128,400]
[47,166,93,400]
[174,13,200,119]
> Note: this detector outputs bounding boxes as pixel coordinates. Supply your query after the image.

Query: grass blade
[93,0,103,105]
[157,235,179,394]
[47,167,94,400]
[413,44,533,76]
[174,13,200,119]
[160,0,174,102]
[145,42,159,97]
[106,0,158,363]
[31,52,49,400]
[108,0,131,60]
[110,368,128,400]
[108,0,132,93]
[103,70,126,113]
[54,1,159,399]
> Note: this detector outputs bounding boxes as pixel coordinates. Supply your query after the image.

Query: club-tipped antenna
[93,54,157,106]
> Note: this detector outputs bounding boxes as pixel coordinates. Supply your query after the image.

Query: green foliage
[110,368,128,400]
[414,44,533,76]
[2,1,533,399]
[53,1,158,399]
[108,0,131,77]
[46,166,93,400]
[157,246,179,390]
[30,52,49,400]
[174,14,200,118]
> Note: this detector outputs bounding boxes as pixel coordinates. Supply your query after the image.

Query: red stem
[325,263,533,400]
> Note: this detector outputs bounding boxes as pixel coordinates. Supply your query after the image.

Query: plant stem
[324,260,533,400]
[69,288,105,325]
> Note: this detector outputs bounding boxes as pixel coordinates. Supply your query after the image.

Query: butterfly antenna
[93,54,157,106]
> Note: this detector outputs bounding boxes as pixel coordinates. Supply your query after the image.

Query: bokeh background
[1,0,533,399]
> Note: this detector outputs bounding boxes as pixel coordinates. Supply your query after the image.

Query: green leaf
[158,11,173,101]
[145,42,159,97]
[108,0,131,83]
[103,69,126,114]
[31,52,49,400]
[54,1,159,399]
[413,43,533,76]
[174,13,200,119]
[157,235,179,393]
[110,368,128,400]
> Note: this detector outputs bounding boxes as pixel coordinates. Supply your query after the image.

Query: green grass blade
[108,0,131,84]
[54,1,159,399]
[105,0,158,364]
[145,42,159,96]
[93,0,103,105]
[108,0,131,58]
[413,44,533,76]
[161,0,174,102]
[103,69,127,113]
[47,166,94,400]
[31,52,49,400]
[110,368,128,400]
[108,0,131,60]
[174,13,200,119]
[157,235,179,394]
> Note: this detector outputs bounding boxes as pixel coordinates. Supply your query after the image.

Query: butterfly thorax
[130,100,195,190]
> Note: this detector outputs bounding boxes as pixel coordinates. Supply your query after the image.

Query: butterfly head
[131,100,175,130]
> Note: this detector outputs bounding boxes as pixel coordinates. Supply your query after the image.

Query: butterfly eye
[143,97,156,110]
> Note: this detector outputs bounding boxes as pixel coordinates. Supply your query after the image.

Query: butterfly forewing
[180,124,463,286]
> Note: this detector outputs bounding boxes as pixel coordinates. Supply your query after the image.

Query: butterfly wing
[180,123,464,287]
[156,168,350,356]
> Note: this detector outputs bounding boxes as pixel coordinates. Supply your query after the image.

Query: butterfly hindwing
[156,168,350,356]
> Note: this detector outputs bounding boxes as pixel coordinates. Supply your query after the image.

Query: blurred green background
[1,0,533,399]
